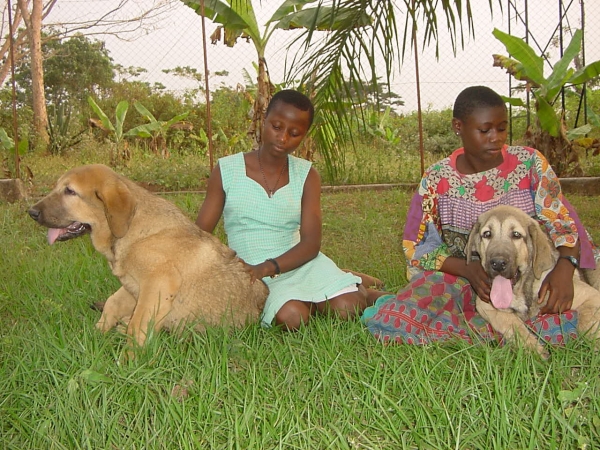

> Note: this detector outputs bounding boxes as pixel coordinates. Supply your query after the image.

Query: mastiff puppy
[466,205,600,358]
[28,164,268,349]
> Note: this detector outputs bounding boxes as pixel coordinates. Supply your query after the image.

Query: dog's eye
[512,231,522,239]
[482,230,492,239]
[64,186,77,196]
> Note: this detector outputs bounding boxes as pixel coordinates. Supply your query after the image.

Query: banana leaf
[546,29,581,99]
[492,28,545,87]
[87,97,116,132]
[114,101,129,141]
[568,60,600,85]
[533,93,560,137]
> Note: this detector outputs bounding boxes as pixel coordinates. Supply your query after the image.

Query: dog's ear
[529,222,555,279]
[95,178,136,238]
[465,220,482,264]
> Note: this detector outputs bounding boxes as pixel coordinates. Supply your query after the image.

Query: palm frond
[285,0,501,182]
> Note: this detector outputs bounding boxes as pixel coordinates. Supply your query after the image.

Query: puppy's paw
[536,343,550,360]
[95,316,117,333]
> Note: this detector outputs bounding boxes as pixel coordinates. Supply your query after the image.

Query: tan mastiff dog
[29,164,268,350]
[466,205,600,358]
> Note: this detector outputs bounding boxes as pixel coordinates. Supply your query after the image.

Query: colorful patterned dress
[219,152,361,326]
[361,145,600,345]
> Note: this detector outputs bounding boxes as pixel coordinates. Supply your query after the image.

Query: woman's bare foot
[365,288,392,306]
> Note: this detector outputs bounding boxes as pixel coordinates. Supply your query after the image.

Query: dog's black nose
[28,208,40,221]
[490,258,507,273]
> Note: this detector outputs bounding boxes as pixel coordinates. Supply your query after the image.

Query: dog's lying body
[466,205,600,357]
[28,164,268,348]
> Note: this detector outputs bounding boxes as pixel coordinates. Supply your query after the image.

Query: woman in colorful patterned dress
[362,85,600,345]
[196,89,382,330]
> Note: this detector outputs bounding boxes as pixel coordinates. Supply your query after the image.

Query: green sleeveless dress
[219,152,361,326]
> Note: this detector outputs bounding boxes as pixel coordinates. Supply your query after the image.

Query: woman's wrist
[265,258,281,278]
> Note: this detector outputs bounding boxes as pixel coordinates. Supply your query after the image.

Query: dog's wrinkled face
[28,164,135,245]
[466,205,553,310]
[475,213,530,281]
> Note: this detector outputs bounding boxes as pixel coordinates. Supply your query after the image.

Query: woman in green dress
[196,89,384,330]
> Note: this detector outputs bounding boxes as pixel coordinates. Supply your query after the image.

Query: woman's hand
[464,260,492,303]
[441,257,491,302]
[239,259,275,283]
[538,258,575,314]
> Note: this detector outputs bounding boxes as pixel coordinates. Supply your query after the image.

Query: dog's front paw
[524,336,550,359]
[95,316,117,333]
[536,343,550,360]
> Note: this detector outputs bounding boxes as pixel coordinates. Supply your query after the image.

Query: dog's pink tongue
[490,276,513,309]
[47,228,64,245]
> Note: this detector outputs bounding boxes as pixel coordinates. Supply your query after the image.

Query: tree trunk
[15,0,49,150]
[25,0,49,149]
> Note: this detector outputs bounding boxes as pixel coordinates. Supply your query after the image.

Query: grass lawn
[2,188,600,449]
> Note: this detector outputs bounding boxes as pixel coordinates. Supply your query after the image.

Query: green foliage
[47,103,86,155]
[125,102,189,157]
[0,90,34,141]
[88,97,130,165]
[0,127,28,178]
[393,108,461,156]
[14,33,114,108]
[364,107,401,145]
[493,28,600,138]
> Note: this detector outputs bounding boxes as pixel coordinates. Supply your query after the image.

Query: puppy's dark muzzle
[28,207,42,222]
[490,257,508,273]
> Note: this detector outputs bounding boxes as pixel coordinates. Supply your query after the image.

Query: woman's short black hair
[266,89,315,127]
[453,86,506,121]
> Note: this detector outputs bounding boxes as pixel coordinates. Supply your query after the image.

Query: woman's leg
[316,285,374,319]
[275,300,315,331]
[361,271,495,344]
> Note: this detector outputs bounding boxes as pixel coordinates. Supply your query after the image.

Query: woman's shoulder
[506,144,538,158]
[218,152,247,170]
[289,154,312,168]
[219,152,245,164]
[424,152,455,175]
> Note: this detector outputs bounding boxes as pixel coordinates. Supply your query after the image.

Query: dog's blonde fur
[29,164,268,349]
[466,205,600,358]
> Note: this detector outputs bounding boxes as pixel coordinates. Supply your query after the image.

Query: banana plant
[125,102,190,159]
[492,28,600,176]
[181,0,371,155]
[88,97,130,166]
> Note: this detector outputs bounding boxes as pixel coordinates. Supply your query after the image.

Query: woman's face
[452,106,508,173]
[261,101,310,156]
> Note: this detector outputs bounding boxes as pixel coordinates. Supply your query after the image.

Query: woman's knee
[275,300,313,331]
[325,288,368,319]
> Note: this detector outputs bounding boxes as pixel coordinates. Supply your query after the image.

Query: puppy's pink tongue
[490,276,513,309]
[47,228,64,245]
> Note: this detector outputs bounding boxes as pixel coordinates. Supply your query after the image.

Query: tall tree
[16,0,49,149]
[1,0,177,149]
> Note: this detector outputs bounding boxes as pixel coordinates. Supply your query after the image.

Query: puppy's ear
[465,220,482,264]
[529,222,555,279]
[96,178,136,238]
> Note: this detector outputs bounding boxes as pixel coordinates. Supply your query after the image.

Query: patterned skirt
[361,271,578,346]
